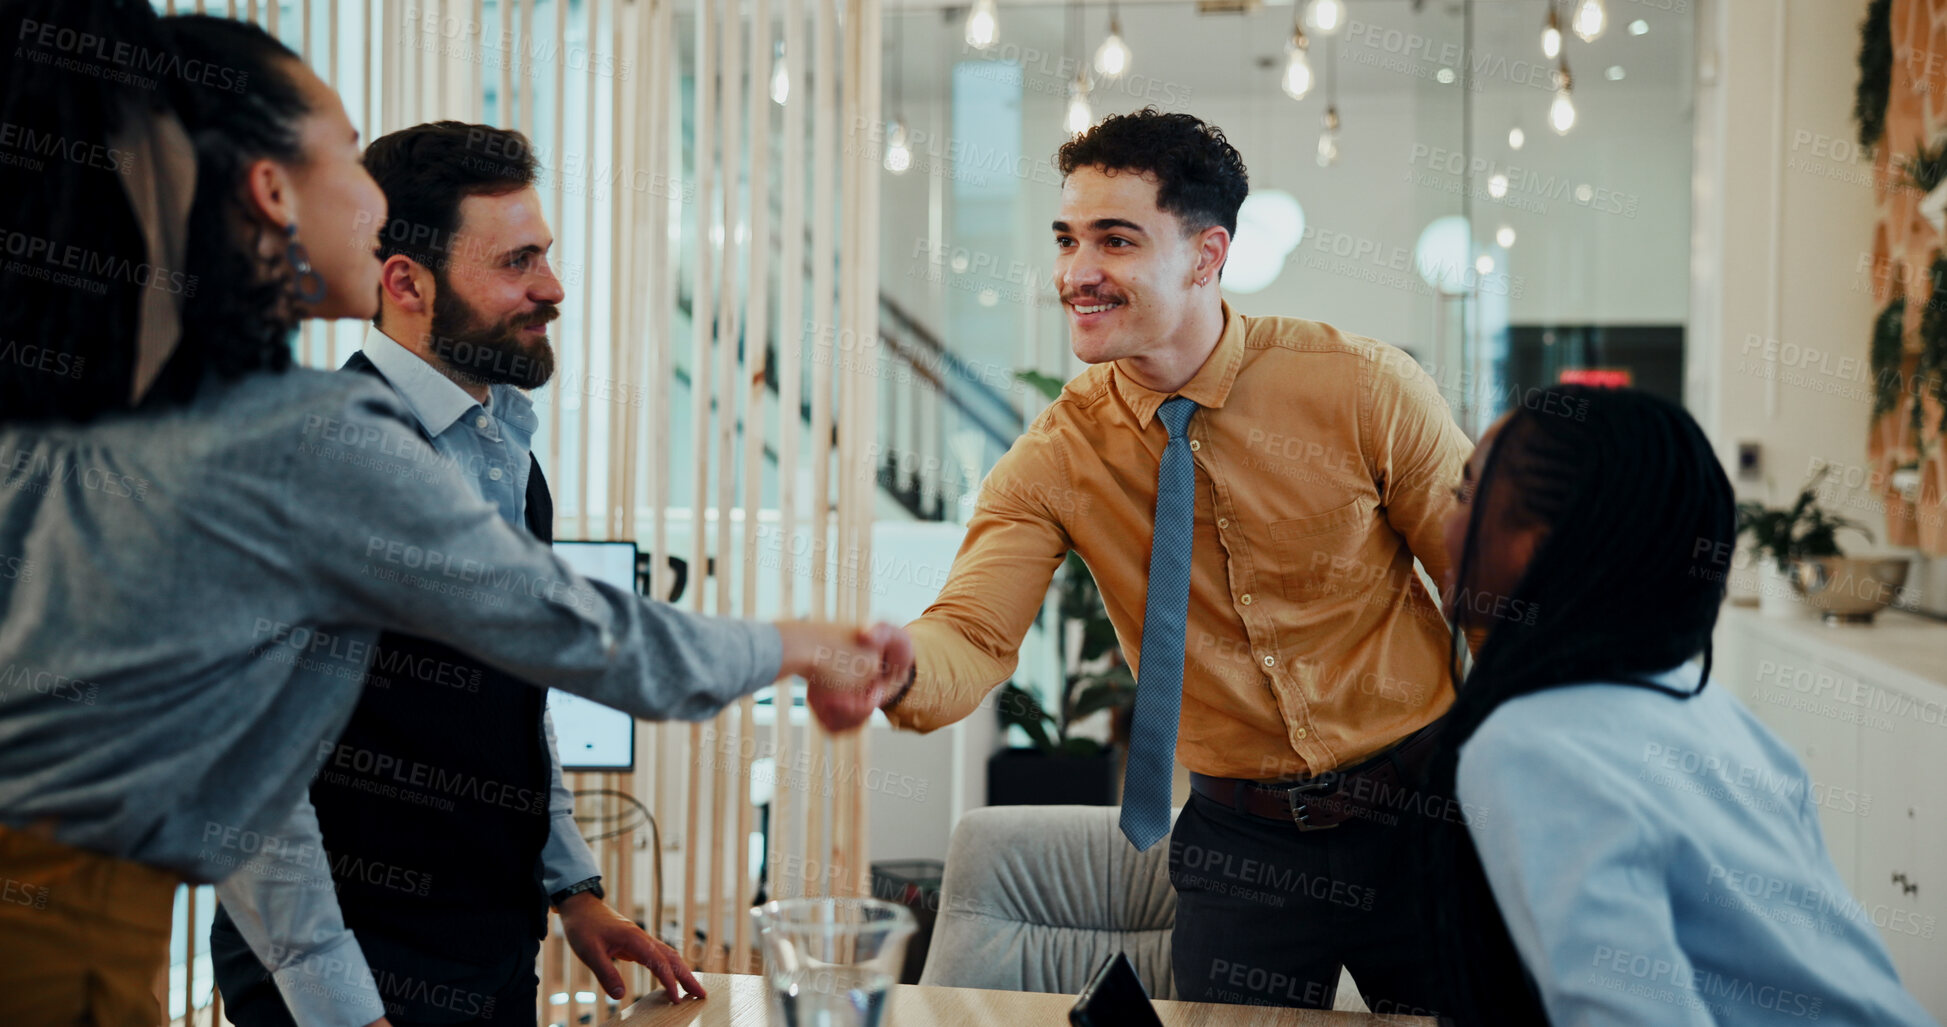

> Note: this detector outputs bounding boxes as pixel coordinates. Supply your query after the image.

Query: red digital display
[1558,368,1632,388]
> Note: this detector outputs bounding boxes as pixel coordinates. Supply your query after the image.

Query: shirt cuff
[269,930,389,1027]
[541,814,604,896]
[749,622,784,691]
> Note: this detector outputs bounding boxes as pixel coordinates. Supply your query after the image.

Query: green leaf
[1070,675,1135,722]
[1058,736,1107,757]
[1015,370,1068,402]
[996,683,1057,753]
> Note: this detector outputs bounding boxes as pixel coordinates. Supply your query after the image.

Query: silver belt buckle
[1285,773,1342,831]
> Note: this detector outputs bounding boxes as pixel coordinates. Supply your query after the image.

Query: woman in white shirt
[1420,386,1934,1026]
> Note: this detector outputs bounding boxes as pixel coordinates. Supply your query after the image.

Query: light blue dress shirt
[1458,662,1936,1026]
[359,327,535,527]
[211,328,603,1027]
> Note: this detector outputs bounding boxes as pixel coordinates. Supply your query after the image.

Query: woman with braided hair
[1422,386,1933,1026]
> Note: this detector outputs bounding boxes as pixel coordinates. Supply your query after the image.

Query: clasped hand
[775,621,916,733]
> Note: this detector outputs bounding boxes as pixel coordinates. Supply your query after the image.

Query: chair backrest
[918,804,1179,1000]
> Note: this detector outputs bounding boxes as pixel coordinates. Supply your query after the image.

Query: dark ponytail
[1419,386,1737,1024]
[0,2,317,423]
[0,0,168,422]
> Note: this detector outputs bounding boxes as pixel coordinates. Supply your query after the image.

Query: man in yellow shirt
[879,110,1472,1014]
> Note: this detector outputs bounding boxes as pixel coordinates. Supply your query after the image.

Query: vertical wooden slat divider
[683,0,716,971]
[360,0,372,145]
[183,886,196,1023]
[574,0,598,541]
[732,0,774,970]
[604,0,638,1001]
[609,0,632,540]
[855,0,882,896]
[832,0,855,899]
[644,0,678,962]
[519,0,536,138]
[706,0,743,973]
[769,0,806,909]
[498,0,512,124]
[543,0,564,516]
[804,0,837,902]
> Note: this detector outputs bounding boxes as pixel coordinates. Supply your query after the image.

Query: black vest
[210,355,560,1025]
[316,351,556,962]
[212,356,561,1023]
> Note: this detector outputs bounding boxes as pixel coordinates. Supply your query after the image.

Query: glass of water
[750,897,917,1027]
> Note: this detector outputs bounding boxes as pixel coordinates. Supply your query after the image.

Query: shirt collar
[360,325,537,440]
[1649,660,1707,693]
[1112,301,1248,430]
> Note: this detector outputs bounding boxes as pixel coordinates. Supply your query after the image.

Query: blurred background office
[107,0,1946,1023]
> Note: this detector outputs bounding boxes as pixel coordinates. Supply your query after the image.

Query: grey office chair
[917,804,1180,998]
[918,803,1370,1012]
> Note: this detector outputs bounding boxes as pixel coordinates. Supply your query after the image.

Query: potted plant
[1737,468,1875,617]
[986,555,1135,805]
[986,371,1139,806]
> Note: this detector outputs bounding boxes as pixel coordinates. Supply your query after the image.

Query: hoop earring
[286,223,328,306]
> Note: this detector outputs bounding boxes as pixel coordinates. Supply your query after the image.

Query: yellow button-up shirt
[888,304,1473,780]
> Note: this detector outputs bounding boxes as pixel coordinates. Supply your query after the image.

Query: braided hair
[1418,385,1737,1024]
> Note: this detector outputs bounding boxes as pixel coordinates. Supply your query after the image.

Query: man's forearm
[879,619,1018,732]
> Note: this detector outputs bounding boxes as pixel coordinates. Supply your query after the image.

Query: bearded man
[209,121,700,1027]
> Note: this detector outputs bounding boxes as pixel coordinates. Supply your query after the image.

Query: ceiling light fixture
[965,0,999,50]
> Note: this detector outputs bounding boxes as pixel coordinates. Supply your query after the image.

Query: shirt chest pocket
[1267,498,1376,602]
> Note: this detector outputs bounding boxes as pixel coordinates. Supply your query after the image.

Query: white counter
[1713,602,1947,1018]
[1717,602,1947,703]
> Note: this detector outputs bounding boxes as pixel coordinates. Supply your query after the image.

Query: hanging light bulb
[1281,27,1313,101]
[1316,106,1340,167]
[1064,75,1093,136]
[770,47,790,105]
[965,0,999,50]
[1094,11,1131,79]
[1303,0,1347,37]
[1508,125,1525,150]
[1540,3,1562,59]
[884,120,912,174]
[1496,225,1516,248]
[1572,0,1607,42]
[1549,60,1577,134]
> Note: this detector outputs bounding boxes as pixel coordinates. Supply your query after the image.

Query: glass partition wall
[878,0,1695,443]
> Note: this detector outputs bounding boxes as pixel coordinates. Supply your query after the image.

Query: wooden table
[612,973,1438,1026]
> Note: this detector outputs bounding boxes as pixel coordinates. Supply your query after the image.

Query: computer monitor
[548,541,639,772]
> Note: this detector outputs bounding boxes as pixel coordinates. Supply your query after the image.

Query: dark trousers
[212,920,541,1027]
[1168,790,1444,1017]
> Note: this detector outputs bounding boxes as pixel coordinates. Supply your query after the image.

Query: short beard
[425,279,558,390]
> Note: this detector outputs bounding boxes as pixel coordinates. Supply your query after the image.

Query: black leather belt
[1189,723,1440,831]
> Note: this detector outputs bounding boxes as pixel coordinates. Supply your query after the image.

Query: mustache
[515,304,560,329]
[1061,291,1125,305]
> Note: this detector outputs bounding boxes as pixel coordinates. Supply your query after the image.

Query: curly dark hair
[0,3,314,424]
[361,120,539,325]
[1054,108,1250,237]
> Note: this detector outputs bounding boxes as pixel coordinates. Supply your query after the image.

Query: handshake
[773,621,917,733]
